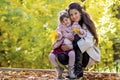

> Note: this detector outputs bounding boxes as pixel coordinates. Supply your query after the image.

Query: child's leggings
[49,50,75,67]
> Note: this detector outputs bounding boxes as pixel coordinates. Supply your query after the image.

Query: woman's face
[69,9,81,22]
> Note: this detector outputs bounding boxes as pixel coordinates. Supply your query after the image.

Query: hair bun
[65,8,68,12]
[59,10,68,16]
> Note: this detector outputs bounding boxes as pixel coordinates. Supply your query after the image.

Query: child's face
[62,17,71,27]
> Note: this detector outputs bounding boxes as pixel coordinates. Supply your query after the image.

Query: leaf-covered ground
[0,70,120,80]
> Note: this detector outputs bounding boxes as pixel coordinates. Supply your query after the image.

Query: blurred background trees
[0,0,120,72]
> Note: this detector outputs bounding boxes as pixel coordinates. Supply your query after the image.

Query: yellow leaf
[72,27,80,33]
[49,30,58,43]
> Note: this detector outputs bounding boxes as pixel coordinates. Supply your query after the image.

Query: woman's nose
[73,15,76,18]
[72,15,76,20]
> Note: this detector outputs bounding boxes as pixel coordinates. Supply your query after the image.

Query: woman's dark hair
[68,2,98,45]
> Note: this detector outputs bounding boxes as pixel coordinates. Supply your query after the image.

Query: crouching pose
[49,10,76,79]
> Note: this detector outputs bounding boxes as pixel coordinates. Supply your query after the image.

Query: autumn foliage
[0,0,120,72]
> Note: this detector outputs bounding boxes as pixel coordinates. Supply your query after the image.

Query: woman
[61,2,100,79]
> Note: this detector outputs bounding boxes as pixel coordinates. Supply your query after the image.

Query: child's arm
[77,28,86,38]
[52,31,63,49]
[61,28,74,40]
[77,24,87,37]
[52,39,63,49]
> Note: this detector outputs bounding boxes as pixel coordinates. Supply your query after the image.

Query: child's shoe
[68,66,76,79]
[55,66,64,80]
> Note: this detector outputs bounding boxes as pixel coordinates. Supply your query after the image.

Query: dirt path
[0,67,120,80]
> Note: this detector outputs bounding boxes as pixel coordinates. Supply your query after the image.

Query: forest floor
[0,68,120,80]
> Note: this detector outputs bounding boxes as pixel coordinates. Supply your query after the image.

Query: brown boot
[55,66,64,80]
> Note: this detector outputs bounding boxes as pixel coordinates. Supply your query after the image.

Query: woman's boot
[74,49,83,78]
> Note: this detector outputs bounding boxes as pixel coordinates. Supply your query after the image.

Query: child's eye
[75,12,77,15]
[70,14,73,16]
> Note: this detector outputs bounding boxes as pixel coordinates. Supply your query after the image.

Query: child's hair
[58,10,69,23]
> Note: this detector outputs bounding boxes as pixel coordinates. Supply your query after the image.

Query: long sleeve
[52,25,63,49]
[59,25,74,39]
[52,39,63,49]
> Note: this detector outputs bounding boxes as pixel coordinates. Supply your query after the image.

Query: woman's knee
[86,58,95,67]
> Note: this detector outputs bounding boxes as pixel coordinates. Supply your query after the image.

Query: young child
[53,14,86,50]
[49,11,76,79]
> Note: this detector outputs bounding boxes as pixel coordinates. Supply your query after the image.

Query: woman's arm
[61,43,73,51]
[61,28,74,41]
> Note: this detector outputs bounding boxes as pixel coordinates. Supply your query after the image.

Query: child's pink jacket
[52,23,86,49]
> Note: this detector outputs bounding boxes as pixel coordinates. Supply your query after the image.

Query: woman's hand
[66,33,74,41]
[61,44,73,51]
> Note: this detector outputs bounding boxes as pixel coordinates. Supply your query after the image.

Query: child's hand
[57,32,62,40]
[72,27,80,33]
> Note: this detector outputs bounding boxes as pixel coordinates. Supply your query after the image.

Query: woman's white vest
[77,25,100,62]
